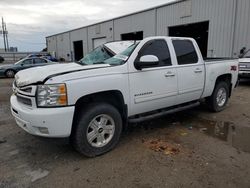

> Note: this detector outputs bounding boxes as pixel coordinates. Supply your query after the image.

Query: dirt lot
[1,78,250,188]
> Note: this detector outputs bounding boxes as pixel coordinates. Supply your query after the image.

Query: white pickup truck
[11,36,238,157]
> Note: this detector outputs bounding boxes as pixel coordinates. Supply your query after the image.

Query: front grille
[17,95,32,106]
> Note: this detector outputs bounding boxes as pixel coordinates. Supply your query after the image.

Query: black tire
[5,69,15,78]
[71,103,123,157]
[207,81,229,112]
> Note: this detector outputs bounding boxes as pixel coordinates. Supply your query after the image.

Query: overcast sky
[0,0,173,52]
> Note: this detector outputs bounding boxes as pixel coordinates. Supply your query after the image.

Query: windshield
[78,46,113,65]
[243,50,250,58]
[104,43,138,65]
[15,59,25,65]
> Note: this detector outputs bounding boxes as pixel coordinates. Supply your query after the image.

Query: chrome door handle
[194,68,203,73]
[165,72,175,77]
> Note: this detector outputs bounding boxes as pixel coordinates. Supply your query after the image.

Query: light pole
[1,17,6,52]
[1,17,9,52]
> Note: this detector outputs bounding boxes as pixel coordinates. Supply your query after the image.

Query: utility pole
[1,17,6,52]
[4,22,9,51]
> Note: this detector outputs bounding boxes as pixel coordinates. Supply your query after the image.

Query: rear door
[171,39,205,104]
[128,39,178,115]
[33,58,48,67]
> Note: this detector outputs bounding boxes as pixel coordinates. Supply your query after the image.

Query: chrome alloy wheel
[86,114,115,148]
[216,88,227,107]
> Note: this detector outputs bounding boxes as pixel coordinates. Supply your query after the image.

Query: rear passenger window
[137,39,172,67]
[34,58,47,64]
[172,40,198,65]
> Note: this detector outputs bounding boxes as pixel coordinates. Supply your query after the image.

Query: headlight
[36,84,67,107]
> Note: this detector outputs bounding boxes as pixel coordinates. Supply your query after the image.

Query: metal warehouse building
[46,0,250,61]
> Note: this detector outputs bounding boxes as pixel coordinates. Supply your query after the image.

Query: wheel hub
[216,88,227,107]
[98,128,104,133]
[86,114,115,148]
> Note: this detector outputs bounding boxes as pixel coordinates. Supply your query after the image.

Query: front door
[128,39,178,116]
[19,58,33,70]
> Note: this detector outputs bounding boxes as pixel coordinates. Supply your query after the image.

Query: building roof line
[46,0,185,38]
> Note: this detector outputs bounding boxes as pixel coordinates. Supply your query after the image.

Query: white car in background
[239,49,250,78]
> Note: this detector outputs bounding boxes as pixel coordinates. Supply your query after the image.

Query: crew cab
[10,37,239,157]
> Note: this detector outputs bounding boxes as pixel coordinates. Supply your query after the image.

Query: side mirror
[135,55,159,70]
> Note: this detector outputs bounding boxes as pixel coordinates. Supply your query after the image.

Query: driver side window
[136,39,172,68]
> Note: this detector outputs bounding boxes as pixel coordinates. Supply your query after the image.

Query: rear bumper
[11,95,75,138]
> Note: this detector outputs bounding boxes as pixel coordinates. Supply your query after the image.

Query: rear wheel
[5,69,15,78]
[207,81,229,112]
[71,103,122,157]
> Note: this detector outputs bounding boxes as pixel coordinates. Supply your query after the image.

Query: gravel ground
[0,78,250,188]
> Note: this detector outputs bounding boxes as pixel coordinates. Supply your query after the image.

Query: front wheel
[71,103,123,157]
[207,81,229,112]
[5,69,15,78]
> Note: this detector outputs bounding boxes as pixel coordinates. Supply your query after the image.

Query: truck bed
[204,57,238,62]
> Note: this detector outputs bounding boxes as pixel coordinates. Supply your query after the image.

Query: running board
[128,101,200,123]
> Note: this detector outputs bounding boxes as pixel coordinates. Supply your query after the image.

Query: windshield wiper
[93,62,106,64]
[76,61,88,65]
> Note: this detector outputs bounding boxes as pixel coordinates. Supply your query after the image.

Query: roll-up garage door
[93,37,107,49]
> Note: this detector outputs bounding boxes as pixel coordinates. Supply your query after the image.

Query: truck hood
[15,63,110,87]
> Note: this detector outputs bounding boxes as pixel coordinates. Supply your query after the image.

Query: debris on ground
[25,169,50,182]
[73,167,80,172]
[180,132,188,136]
[8,149,19,156]
[172,122,181,126]
[199,128,208,132]
[144,139,180,155]
[0,139,7,144]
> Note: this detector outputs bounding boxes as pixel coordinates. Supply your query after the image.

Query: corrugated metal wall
[157,0,236,57]
[114,9,156,40]
[46,0,250,59]
[87,21,114,51]
[232,0,250,57]
[56,33,70,60]
[46,36,57,56]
